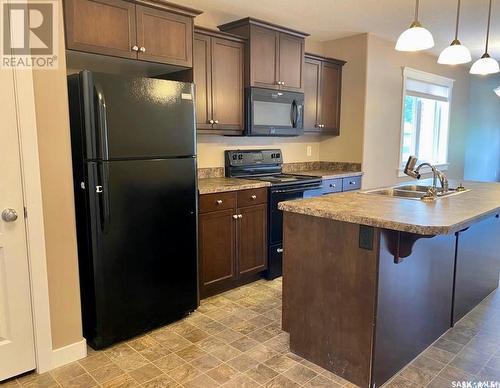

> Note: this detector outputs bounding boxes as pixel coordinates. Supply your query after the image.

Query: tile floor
[2,278,500,388]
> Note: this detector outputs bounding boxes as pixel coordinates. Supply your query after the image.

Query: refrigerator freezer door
[84,158,198,348]
[80,71,196,160]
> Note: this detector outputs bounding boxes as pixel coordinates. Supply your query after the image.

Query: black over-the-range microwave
[245,87,304,137]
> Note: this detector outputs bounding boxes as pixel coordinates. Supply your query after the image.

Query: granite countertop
[297,170,363,179]
[278,180,500,235]
[198,177,270,195]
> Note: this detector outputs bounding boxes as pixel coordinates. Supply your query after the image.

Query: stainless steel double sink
[361,184,469,200]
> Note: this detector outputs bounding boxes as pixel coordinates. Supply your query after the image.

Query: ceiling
[181,0,500,62]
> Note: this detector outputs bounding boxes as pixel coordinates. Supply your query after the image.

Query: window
[399,68,454,172]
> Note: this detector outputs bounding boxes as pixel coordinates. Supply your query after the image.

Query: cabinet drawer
[321,178,342,194]
[199,191,237,213]
[237,188,268,207]
[342,176,362,191]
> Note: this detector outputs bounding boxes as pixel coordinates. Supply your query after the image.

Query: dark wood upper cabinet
[63,0,201,67]
[136,5,193,67]
[193,33,212,130]
[218,17,308,92]
[278,33,304,91]
[304,57,321,131]
[64,0,138,59]
[304,53,346,136]
[193,27,244,134]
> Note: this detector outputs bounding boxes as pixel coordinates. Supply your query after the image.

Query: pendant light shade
[470,0,499,75]
[494,86,500,97]
[438,0,471,64]
[470,54,500,75]
[438,40,472,64]
[395,0,434,51]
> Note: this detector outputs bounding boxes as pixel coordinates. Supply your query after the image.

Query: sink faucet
[404,156,449,193]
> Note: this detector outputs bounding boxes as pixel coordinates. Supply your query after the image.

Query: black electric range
[225,149,323,279]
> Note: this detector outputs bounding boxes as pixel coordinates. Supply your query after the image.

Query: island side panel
[453,213,500,324]
[372,230,456,387]
[283,212,379,388]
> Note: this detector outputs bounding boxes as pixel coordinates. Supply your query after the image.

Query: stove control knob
[238,154,243,160]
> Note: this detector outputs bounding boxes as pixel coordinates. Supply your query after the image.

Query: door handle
[232,214,238,219]
[251,195,257,199]
[131,45,139,52]
[139,46,146,53]
[237,214,242,219]
[276,248,283,253]
[2,208,18,222]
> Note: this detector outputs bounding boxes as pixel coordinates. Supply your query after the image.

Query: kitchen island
[278,180,500,388]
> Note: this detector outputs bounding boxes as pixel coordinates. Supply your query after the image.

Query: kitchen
[0,1,499,388]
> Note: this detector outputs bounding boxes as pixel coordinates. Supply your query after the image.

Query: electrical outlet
[306,145,312,157]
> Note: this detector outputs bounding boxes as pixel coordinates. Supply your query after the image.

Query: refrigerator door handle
[97,163,111,232]
[94,83,110,160]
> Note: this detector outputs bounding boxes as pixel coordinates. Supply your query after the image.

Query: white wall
[362,34,470,189]
[464,74,500,182]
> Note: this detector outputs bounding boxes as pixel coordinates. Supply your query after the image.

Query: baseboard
[51,339,87,369]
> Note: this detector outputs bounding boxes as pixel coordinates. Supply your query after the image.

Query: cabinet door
[199,209,237,298]
[278,33,304,92]
[303,57,321,132]
[238,204,267,277]
[320,62,342,135]
[211,38,244,132]
[64,0,137,59]
[250,26,278,89]
[193,33,212,130]
[136,5,192,67]
[453,215,500,324]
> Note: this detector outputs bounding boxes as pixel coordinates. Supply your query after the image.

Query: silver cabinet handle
[209,119,214,124]
[276,248,284,253]
[330,184,336,188]
[281,81,285,86]
[2,208,18,222]
[216,199,223,204]
[131,45,139,51]
[237,214,242,219]
[96,185,103,193]
[232,214,238,219]
[251,195,257,199]
[139,46,146,53]
[350,181,356,185]
[214,120,219,124]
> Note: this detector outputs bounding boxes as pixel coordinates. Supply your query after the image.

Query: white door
[0,67,36,380]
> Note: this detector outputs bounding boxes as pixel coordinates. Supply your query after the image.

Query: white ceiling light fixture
[438,0,471,65]
[494,86,500,96]
[395,0,435,52]
[470,0,499,75]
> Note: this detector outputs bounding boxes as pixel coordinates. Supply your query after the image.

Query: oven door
[269,183,322,246]
[266,183,322,279]
[246,87,304,136]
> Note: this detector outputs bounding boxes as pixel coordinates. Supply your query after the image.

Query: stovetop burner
[224,149,321,187]
[246,174,317,184]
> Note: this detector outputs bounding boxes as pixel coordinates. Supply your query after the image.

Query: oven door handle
[273,184,322,194]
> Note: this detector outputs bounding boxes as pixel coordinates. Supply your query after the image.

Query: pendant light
[438,0,471,64]
[395,0,435,51]
[470,0,499,75]
[494,86,500,97]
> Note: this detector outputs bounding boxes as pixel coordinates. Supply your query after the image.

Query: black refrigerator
[67,70,198,349]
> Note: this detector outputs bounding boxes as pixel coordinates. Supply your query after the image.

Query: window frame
[398,67,454,177]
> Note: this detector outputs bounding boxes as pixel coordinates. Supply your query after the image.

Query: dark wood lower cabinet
[199,189,268,298]
[198,209,237,297]
[453,214,500,324]
[238,204,267,277]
